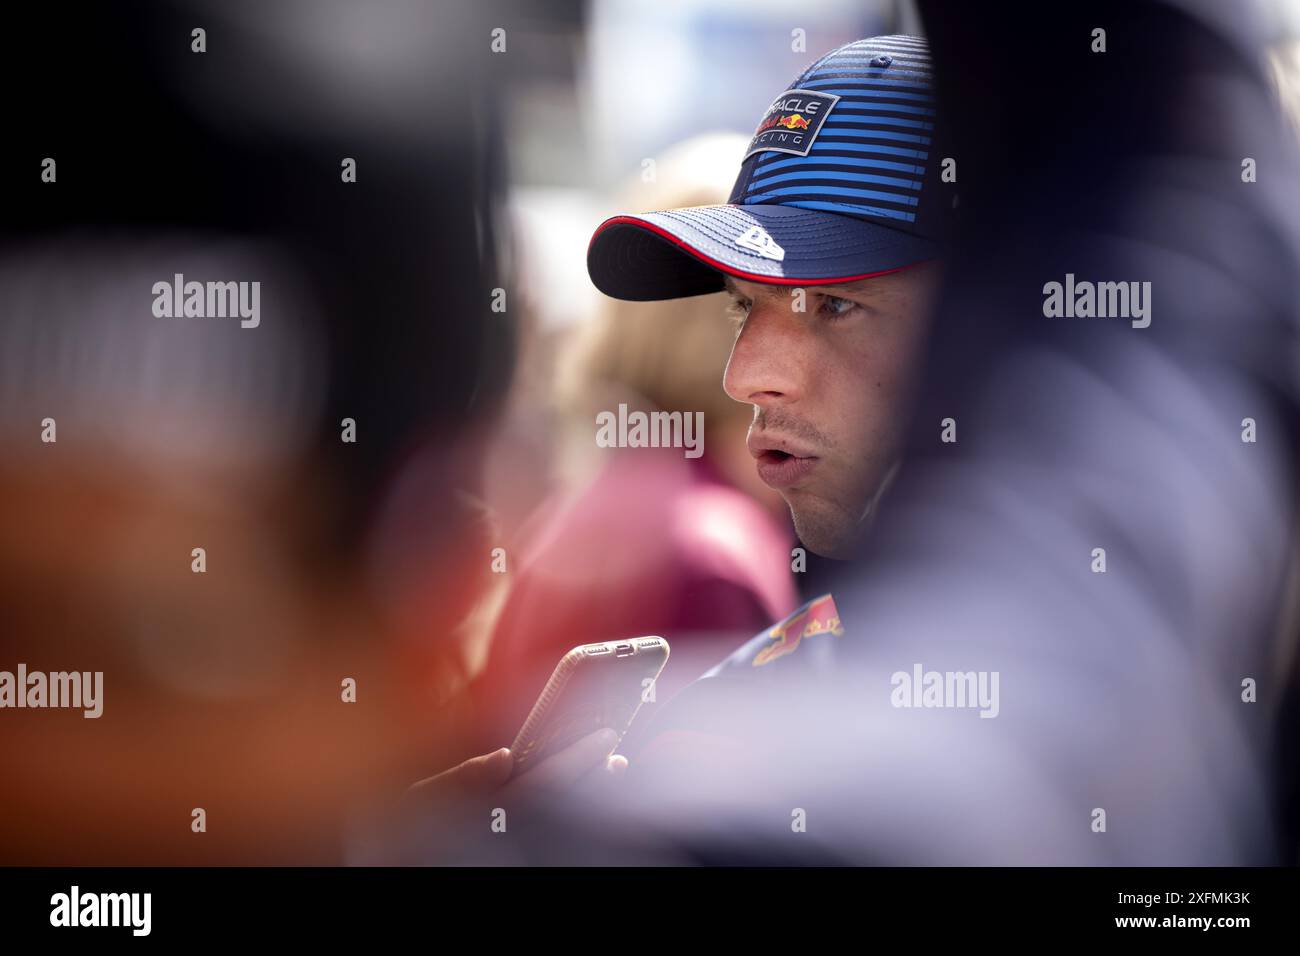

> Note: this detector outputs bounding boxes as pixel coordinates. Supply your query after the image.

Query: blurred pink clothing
[469,445,795,754]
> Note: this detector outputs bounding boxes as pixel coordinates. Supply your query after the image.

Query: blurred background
[2,0,1300,864]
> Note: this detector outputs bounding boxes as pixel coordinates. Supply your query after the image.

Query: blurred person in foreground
[464,134,798,758]
[405,5,1300,867]
[0,0,587,864]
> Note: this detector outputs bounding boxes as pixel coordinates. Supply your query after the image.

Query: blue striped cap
[588,35,948,301]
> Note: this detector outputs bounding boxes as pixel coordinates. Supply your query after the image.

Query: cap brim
[587,203,940,302]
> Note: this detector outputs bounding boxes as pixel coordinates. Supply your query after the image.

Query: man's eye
[818,295,858,320]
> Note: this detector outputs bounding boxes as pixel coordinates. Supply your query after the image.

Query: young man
[414,34,950,805]
[587,34,947,562]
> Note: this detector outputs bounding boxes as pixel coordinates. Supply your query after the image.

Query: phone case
[509,637,670,777]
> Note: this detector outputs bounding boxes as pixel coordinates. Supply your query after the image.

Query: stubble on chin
[788,459,898,560]
[787,493,858,560]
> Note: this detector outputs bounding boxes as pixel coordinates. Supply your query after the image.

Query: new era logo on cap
[735,225,785,261]
[586,35,948,302]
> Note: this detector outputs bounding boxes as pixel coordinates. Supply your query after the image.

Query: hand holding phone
[509,637,669,778]
[409,726,625,807]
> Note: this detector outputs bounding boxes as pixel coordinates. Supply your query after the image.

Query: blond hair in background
[557,133,779,508]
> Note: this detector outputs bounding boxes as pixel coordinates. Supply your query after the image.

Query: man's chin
[788,499,861,560]
[787,464,897,559]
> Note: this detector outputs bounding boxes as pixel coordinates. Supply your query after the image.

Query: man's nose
[723,298,805,406]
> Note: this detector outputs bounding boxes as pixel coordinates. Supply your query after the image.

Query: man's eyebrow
[814,280,896,299]
[828,280,924,311]
[722,275,902,306]
[722,276,784,301]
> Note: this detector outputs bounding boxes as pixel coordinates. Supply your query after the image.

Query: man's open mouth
[754,450,819,490]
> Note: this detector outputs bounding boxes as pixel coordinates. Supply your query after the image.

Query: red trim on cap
[589,214,930,287]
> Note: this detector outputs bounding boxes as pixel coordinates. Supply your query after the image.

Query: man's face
[722,263,941,558]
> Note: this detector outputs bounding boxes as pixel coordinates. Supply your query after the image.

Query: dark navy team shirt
[619,593,845,760]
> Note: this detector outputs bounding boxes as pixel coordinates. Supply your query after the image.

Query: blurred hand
[394,730,631,862]
[408,728,628,810]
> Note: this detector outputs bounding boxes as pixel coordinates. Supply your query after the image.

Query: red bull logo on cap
[757,112,813,134]
[743,88,841,160]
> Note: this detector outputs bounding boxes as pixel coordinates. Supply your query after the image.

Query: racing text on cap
[742,89,840,160]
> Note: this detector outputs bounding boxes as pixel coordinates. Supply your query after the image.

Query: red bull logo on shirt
[752,593,843,666]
